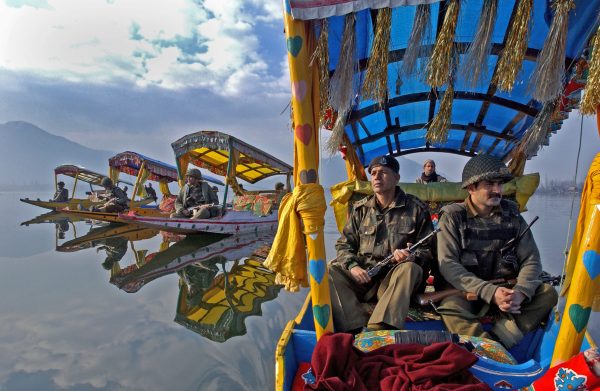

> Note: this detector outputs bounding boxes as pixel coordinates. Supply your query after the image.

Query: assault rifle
[366,228,440,278]
[416,273,562,308]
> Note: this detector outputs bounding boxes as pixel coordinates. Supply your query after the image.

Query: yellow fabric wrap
[330,174,540,233]
[561,153,600,310]
[135,165,150,197]
[264,184,326,292]
[177,155,190,188]
[109,167,120,184]
[158,181,171,196]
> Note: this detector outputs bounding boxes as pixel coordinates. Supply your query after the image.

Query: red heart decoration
[295,124,312,145]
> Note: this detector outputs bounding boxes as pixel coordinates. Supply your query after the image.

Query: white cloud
[0,0,287,96]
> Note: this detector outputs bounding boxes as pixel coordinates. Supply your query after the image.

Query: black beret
[367,155,400,174]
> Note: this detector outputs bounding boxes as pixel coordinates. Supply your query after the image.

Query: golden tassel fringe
[426,0,460,88]
[511,101,557,165]
[329,13,357,113]
[530,0,575,103]
[461,0,498,88]
[581,26,600,115]
[310,19,330,123]
[402,4,432,78]
[362,8,391,105]
[426,85,454,144]
[326,110,348,155]
[493,0,533,92]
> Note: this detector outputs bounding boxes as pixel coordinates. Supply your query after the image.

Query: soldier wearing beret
[436,154,557,348]
[328,155,434,332]
[171,168,219,219]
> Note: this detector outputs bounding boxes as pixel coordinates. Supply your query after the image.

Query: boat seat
[232,194,274,216]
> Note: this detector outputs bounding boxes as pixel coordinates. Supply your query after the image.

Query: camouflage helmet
[100,177,113,188]
[186,168,202,179]
[461,154,513,188]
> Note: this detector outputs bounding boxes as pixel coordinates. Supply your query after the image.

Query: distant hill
[319,155,424,187]
[0,121,114,187]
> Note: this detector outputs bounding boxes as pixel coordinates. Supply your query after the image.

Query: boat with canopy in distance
[60,151,224,224]
[269,0,600,390]
[118,130,293,235]
[20,164,135,211]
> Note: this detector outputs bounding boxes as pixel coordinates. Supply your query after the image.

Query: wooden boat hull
[276,294,594,391]
[118,209,279,235]
[60,207,166,224]
[56,224,158,252]
[20,197,153,211]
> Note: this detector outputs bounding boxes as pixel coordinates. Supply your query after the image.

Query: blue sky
[0,0,597,182]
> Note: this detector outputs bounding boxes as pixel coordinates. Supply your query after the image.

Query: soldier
[93,177,129,213]
[274,182,287,204]
[171,168,219,219]
[328,155,434,333]
[51,181,69,202]
[145,183,158,202]
[416,159,448,184]
[436,154,558,348]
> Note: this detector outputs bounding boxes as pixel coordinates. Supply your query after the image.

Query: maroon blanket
[305,333,491,391]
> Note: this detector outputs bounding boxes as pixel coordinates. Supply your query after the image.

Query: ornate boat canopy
[172,131,293,184]
[108,151,224,186]
[289,0,600,167]
[54,164,111,185]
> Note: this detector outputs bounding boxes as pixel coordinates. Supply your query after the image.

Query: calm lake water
[1,190,597,390]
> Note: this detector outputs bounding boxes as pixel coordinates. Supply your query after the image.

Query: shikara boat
[20,164,134,211]
[60,151,225,224]
[118,131,293,235]
[271,0,600,390]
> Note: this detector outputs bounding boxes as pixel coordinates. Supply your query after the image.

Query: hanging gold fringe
[326,110,349,154]
[530,0,575,103]
[581,27,600,115]
[402,4,431,78]
[426,0,460,88]
[426,85,454,144]
[461,0,498,88]
[508,101,557,173]
[329,13,357,113]
[310,19,330,124]
[362,8,392,105]
[493,0,533,92]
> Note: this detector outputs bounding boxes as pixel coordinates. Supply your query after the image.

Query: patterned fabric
[233,194,274,217]
[353,330,517,365]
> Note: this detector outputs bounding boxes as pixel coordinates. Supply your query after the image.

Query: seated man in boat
[144,183,158,202]
[51,181,69,202]
[436,154,558,348]
[274,182,287,204]
[328,155,434,333]
[171,168,220,219]
[92,177,129,213]
[416,159,447,184]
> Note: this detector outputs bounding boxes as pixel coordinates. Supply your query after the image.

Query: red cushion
[291,362,312,391]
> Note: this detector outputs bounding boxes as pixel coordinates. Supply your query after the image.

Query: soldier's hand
[506,290,525,314]
[493,287,514,312]
[392,243,413,263]
[350,266,371,284]
[182,209,192,217]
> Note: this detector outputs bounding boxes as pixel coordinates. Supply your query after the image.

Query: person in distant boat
[51,181,69,202]
[416,159,447,184]
[436,154,558,349]
[171,168,219,219]
[92,177,129,213]
[122,185,129,195]
[145,183,158,202]
[274,182,287,204]
[328,155,434,333]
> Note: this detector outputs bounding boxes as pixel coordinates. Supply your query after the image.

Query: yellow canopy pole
[130,161,147,207]
[552,153,600,365]
[283,3,333,338]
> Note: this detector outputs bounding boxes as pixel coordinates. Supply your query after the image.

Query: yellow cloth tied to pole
[330,179,373,233]
[264,183,326,292]
[158,181,171,196]
[109,167,120,184]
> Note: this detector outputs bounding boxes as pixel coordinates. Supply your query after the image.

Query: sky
[0,0,598,183]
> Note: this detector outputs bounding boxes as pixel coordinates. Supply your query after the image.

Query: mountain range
[0,121,114,187]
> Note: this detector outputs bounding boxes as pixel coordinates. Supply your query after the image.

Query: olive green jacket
[175,181,219,213]
[335,187,434,273]
[437,198,543,304]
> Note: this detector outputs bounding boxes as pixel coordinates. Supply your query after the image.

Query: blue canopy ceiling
[316,0,600,166]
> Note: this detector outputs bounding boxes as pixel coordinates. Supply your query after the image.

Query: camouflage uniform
[328,186,434,332]
[172,182,219,219]
[52,187,69,202]
[436,197,558,347]
[98,186,128,213]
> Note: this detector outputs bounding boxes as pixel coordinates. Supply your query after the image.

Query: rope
[557,112,585,297]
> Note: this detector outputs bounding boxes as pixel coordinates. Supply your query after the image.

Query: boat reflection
[21,210,99,246]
